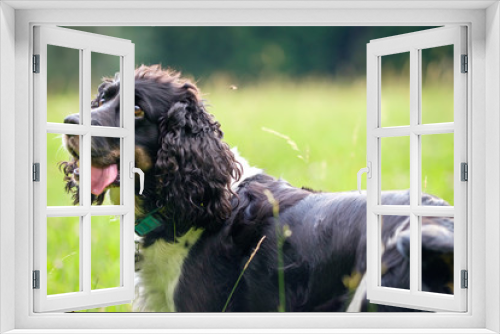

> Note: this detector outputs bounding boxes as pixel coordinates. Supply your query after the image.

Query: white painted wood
[121,38,136,297]
[368,26,467,57]
[81,49,91,207]
[453,25,469,314]
[46,123,130,137]
[366,40,380,307]
[3,0,497,10]
[372,205,455,217]
[33,26,135,313]
[0,2,17,333]
[81,49,91,298]
[485,3,500,333]
[371,123,455,138]
[409,47,419,295]
[35,25,132,56]
[33,25,49,313]
[46,206,130,217]
[6,5,491,333]
[40,284,133,312]
[0,329,498,334]
[366,26,467,312]
[371,126,411,137]
[412,123,455,135]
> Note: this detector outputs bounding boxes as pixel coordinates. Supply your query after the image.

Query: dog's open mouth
[67,160,120,196]
[90,164,119,195]
[63,135,121,197]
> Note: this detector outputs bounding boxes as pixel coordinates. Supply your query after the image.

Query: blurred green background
[45,26,454,312]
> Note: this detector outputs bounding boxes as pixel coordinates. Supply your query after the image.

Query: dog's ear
[155,96,242,230]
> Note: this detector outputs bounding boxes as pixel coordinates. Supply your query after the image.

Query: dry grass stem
[261,127,300,152]
[244,236,267,271]
[222,235,267,312]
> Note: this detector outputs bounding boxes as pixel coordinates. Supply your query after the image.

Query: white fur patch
[133,228,203,312]
[231,147,262,190]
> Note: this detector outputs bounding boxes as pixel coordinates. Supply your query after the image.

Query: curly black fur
[61,65,241,232]
[58,159,80,204]
[155,100,240,228]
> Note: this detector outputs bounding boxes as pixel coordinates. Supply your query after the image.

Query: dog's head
[62,65,241,229]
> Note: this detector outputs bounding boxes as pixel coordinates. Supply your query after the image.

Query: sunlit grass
[47,217,80,295]
[204,78,368,193]
[46,77,453,312]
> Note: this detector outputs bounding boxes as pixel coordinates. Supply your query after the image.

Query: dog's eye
[135,106,145,118]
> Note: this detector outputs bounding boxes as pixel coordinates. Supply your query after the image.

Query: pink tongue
[91,164,118,195]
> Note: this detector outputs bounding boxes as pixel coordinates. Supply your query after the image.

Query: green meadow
[46,77,454,312]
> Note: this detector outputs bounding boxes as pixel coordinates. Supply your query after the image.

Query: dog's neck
[111,148,261,242]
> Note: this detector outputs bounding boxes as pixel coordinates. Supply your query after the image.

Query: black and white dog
[62,65,455,312]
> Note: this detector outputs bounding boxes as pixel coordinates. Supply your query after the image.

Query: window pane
[421,45,454,124]
[47,216,80,295]
[91,52,121,128]
[420,216,454,295]
[91,136,121,205]
[381,52,410,127]
[91,215,121,290]
[47,45,80,124]
[47,133,81,206]
[421,133,454,206]
[381,136,410,204]
[380,215,410,290]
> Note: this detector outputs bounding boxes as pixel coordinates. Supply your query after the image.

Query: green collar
[135,207,163,236]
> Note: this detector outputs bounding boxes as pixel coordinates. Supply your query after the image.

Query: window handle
[357,162,372,194]
[130,162,145,195]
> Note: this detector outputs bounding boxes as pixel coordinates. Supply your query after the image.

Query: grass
[222,236,267,312]
[45,76,454,312]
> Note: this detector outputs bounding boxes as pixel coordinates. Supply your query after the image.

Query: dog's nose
[64,114,80,125]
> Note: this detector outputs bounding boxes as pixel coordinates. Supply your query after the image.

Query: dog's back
[136,174,454,312]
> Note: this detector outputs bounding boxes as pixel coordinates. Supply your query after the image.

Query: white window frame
[0,2,499,333]
[366,26,467,312]
[33,26,136,312]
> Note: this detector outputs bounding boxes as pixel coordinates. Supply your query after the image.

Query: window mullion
[409,48,420,294]
[121,51,136,292]
[373,205,454,217]
[81,48,92,295]
[81,48,91,208]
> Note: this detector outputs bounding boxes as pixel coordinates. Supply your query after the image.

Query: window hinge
[461,54,468,73]
[33,163,40,182]
[461,270,468,289]
[33,54,40,73]
[33,270,40,289]
[461,162,468,181]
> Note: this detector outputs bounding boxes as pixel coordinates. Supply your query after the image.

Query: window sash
[366,26,468,312]
[32,25,136,312]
